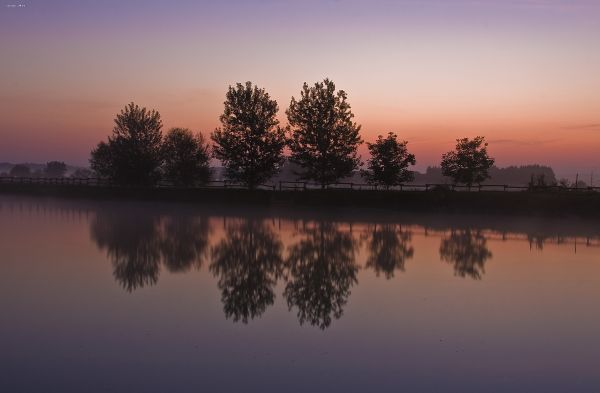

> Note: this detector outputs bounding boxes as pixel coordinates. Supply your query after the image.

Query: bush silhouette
[44,161,67,178]
[9,164,31,177]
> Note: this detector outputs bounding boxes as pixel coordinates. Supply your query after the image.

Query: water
[1,195,599,392]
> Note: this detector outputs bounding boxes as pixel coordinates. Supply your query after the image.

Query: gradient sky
[1,0,599,177]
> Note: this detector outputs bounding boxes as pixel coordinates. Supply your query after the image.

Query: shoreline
[1,183,600,218]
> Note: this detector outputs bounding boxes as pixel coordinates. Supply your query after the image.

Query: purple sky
[1,0,599,178]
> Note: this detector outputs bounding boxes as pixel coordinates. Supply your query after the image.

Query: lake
[1,194,599,392]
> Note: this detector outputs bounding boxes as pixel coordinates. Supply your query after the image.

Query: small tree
[44,161,67,178]
[441,136,494,189]
[211,82,286,188]
[362,132,416,189]
[71,168,94,178]
[90,102,163,185]
[287,79,362,187]
[162,128,211,186]
[9,164,31,177]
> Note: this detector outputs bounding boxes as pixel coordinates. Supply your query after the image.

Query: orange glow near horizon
[1,0,599,178]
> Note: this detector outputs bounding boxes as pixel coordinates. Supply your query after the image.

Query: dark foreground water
[1,195,599,393]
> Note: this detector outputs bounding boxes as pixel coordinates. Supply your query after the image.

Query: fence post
[425,184,429,191]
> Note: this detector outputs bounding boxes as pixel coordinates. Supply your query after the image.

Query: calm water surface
[1,195,599,392]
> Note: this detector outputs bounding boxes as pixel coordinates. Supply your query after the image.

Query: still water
[1,195,599,392]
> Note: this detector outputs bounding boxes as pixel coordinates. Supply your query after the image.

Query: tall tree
[90,102,163,185]
[441,136,494,188]
[287,79,362,187]
[44,161,67,178]
[362,132,415,188]
[211,82,286,189]
[162,128,211,186]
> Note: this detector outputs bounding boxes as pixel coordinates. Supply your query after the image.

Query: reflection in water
[161,216,209,272]
[284,222,359,329]
[365,224,414,279]
[210,220,284,323]
[91,211,162,291]
[439,229,492,280]
[90,209,209,291]
[80,199,600,328]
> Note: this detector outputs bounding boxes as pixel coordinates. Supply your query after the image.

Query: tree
[70,168,94,178]
[441,136,494,188]
[362,132,416,188]
[162,128,211,186]
[9,164,31,177]
[90,102,163,185]
[44,161,67,178]
[287,79,362,187]
[211,82,286,188]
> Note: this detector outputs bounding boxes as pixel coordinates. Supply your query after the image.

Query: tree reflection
[439,229,492,280]
[365,224,414,279]
[90,210,162,292]
[210,220,284,323]
[161,215,209,272]
[90,208,210,292]
[284,222,359,329]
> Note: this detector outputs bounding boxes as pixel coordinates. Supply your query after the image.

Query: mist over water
[1,195,599,392]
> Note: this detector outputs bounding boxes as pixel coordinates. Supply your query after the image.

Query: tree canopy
[441,136,494,187]
[162,127,210,186]
[44,161,67,178]
[362,132,416,188]
[211,82,286,188]
[90,102,163,185]
[9,164,31,177]
[287,79,362,187]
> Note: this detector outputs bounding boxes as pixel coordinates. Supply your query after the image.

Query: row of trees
[90,79,495,188]
[3,161,69,178]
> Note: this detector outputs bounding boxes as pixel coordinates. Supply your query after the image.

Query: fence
[1,176,600,193]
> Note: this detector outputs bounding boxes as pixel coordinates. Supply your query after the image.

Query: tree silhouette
[90,102,163,185]
[284,222,359,329]
[162,127,211,186]
[210,220,284,323]
[439,229,492,280]
[365,224,414,279]
[160,215,210,272]
[90,209,163,292]
[441,136,494,188]
[44,161,67,178]
[9,164,31,177]
[362,132,416,188]
[287,79,362,187]
[70,168,94,178]
[211,82,286,188]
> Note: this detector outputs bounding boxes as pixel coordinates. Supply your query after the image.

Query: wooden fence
[1,176,599,193]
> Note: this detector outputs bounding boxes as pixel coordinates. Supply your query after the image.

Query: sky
[1,0,599,178]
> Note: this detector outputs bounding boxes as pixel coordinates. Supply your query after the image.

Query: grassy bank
[1,182,599,218]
